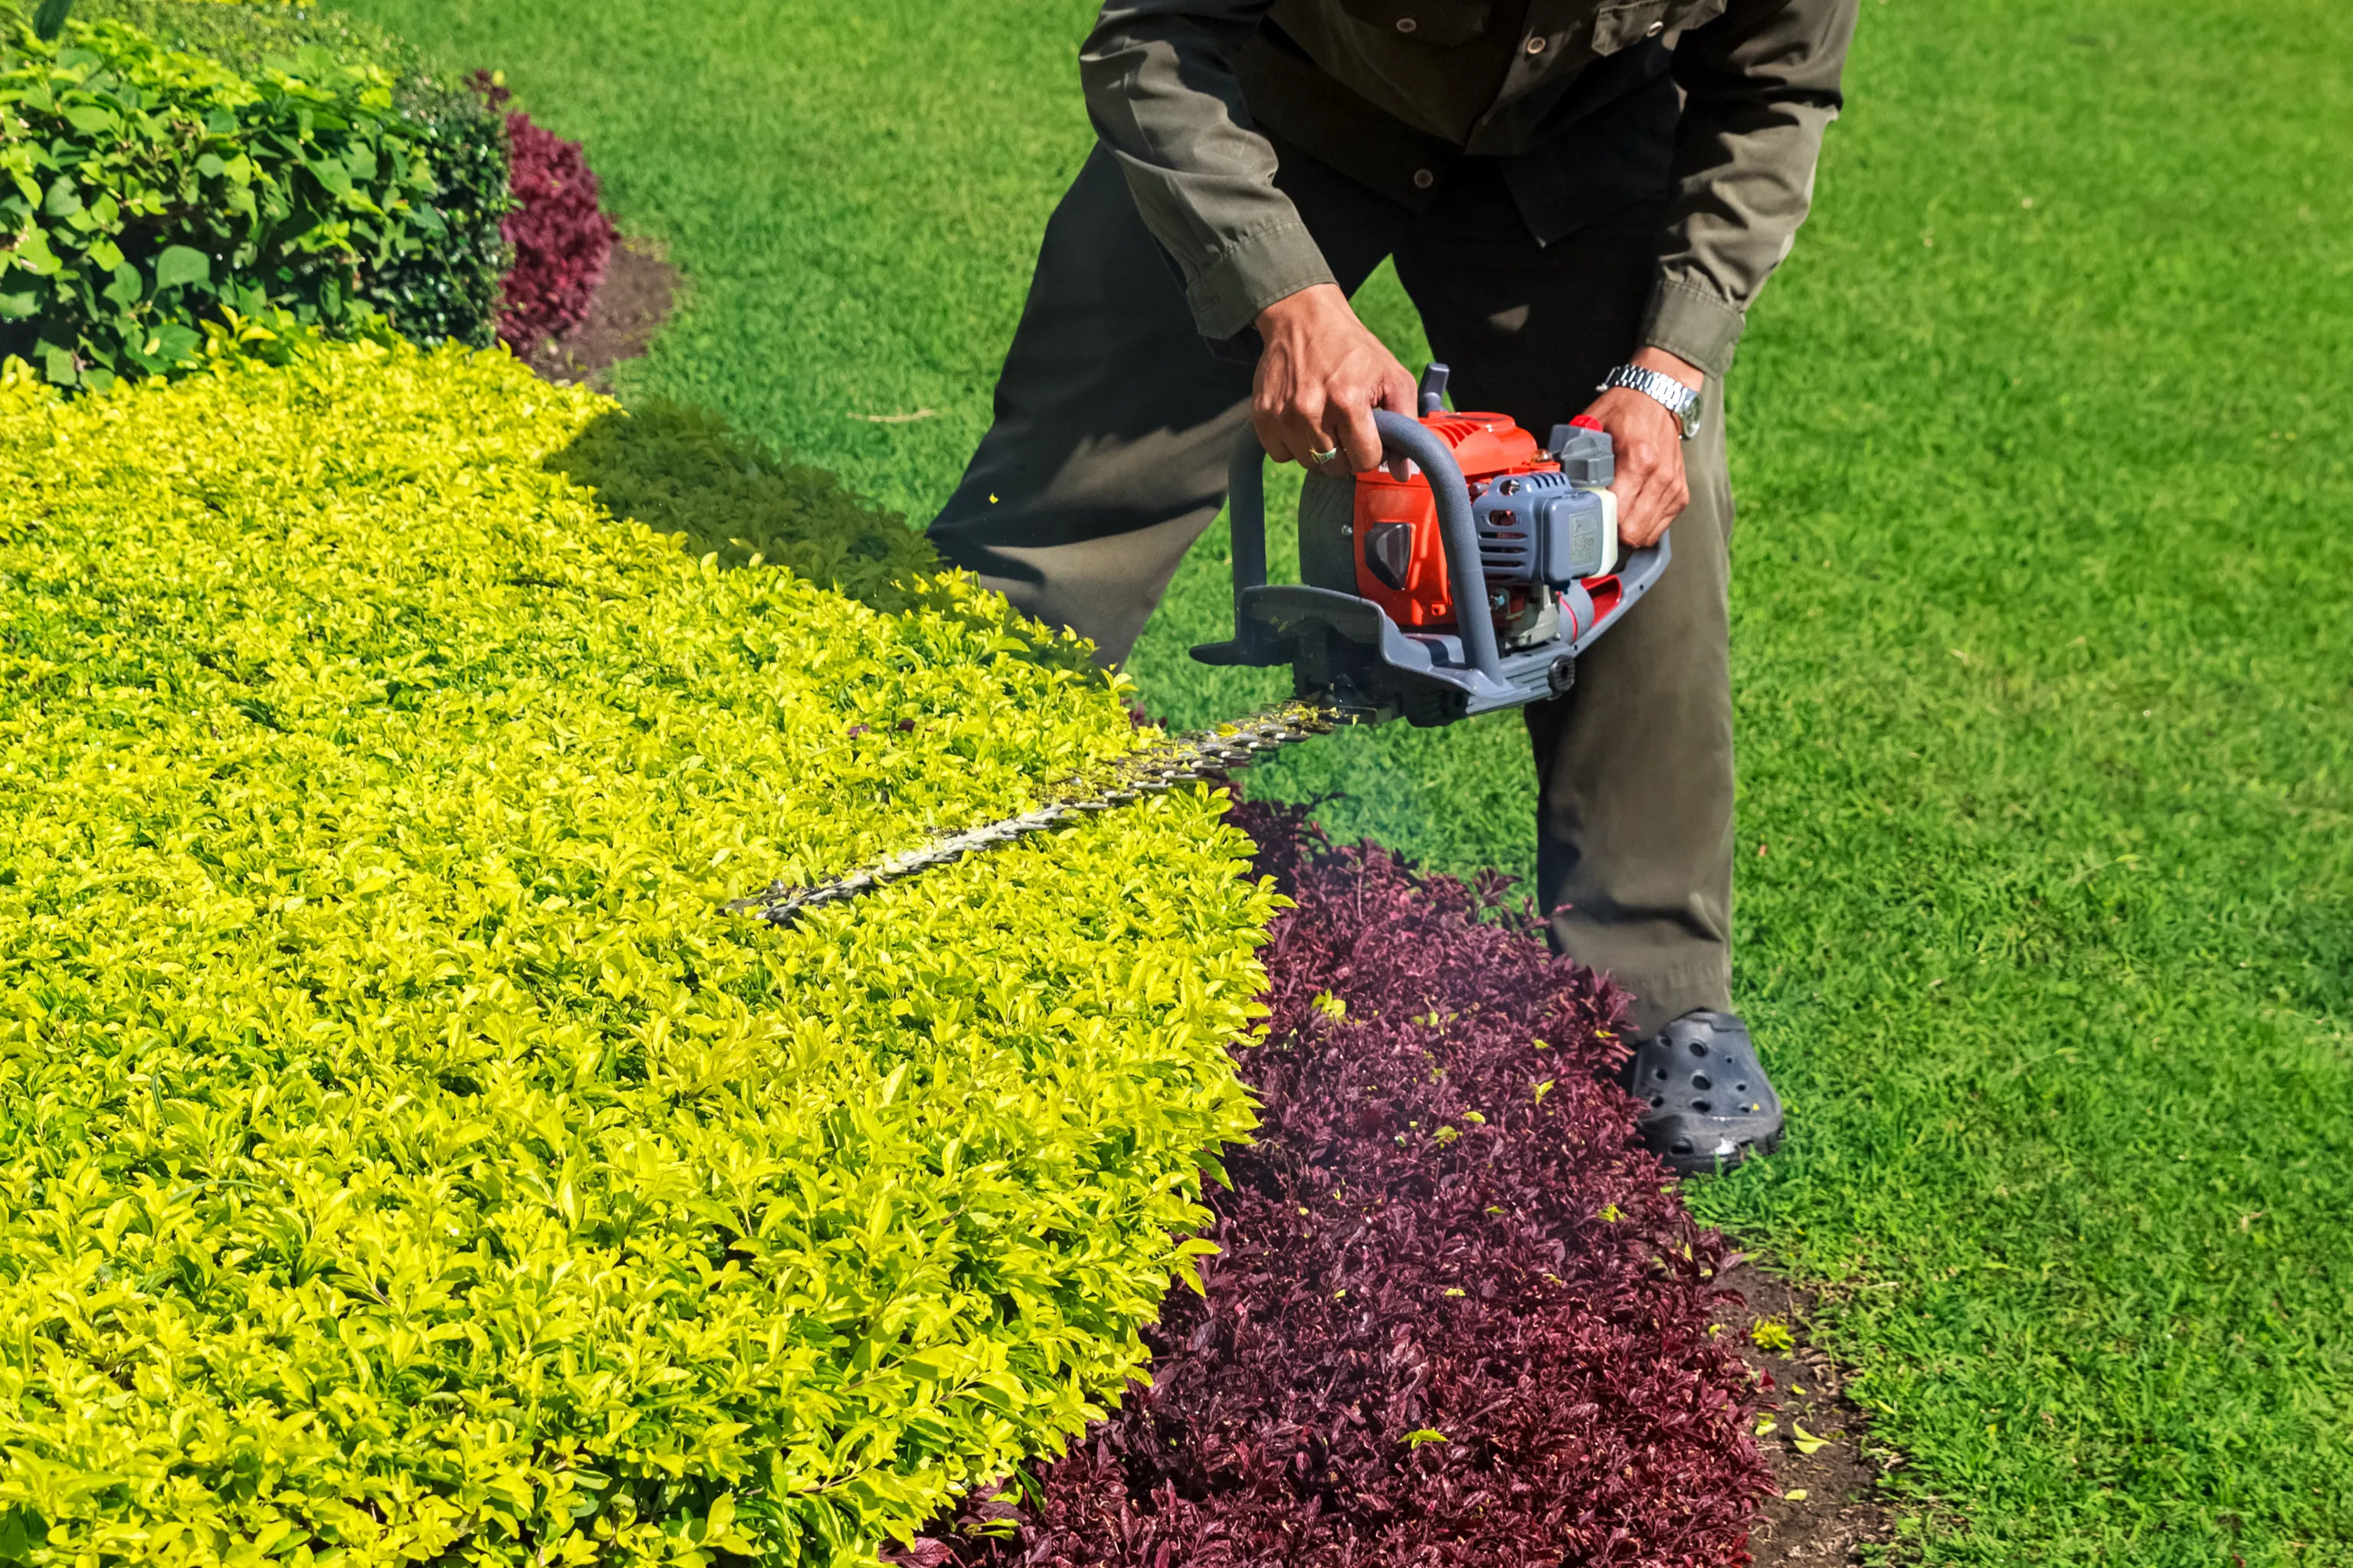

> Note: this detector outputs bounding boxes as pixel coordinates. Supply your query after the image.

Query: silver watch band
[1598,364,1703,439]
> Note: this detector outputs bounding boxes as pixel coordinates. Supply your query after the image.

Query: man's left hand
[1576,347,1705,549]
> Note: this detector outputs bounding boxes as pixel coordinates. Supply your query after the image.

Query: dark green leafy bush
[0,337,1273,1562]
[48,3,509,342]
[0,1,506,385]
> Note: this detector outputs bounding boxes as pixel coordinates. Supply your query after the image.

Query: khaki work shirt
[1079,0,1860,375]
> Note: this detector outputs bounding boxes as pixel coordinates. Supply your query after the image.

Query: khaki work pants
[929,143,1735,1034]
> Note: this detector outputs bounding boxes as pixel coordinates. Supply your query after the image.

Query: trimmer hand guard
[1190,395,1672,727]
[1194,545,1668,723]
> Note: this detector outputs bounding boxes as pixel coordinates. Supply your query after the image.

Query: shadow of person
[544,400,1103,676]
[543,400,942,616]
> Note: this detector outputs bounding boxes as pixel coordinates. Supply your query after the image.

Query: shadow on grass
[545,401,943,615]
[545,401,1103,679]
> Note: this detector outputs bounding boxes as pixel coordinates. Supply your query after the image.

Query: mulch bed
[513,233,678,389]
[1713,1262,1896,1567]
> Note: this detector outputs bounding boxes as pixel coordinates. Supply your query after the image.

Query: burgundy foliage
[919,803,1771,1568]
[474,76,618,347]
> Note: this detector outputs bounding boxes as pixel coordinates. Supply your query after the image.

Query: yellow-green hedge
[0,339,1272,1564]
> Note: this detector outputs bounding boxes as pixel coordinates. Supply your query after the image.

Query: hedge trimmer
[736,365,1669,924]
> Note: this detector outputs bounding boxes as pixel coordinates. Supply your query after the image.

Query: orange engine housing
[1352,412,1556,630]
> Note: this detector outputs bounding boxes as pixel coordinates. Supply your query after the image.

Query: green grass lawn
[339,2,2353,1560]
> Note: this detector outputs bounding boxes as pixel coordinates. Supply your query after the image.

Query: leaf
[101,263,141,309]
[152,246,210,293]
[1791,1422,1833,1457]
[1782,1488,1809,1502]
[152,322,202,365]
[1401,1428,1450,1450]
[33,0,76,38]
[901,1347,966,1383]
[0,1506,33,1558]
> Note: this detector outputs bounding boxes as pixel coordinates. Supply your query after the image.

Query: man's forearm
[1080,0,1335,341]
[1643,0,1863,377]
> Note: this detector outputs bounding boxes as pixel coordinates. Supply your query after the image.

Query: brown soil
[516,234,681,389]
[1713,1254,1902,1565]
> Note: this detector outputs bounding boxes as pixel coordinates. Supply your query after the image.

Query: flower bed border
[923,802,1774,1566]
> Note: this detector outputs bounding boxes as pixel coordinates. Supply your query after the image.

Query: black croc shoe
[1627,1010,1784,1175]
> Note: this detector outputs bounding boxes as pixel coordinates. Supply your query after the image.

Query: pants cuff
[1601,961,1733,1037]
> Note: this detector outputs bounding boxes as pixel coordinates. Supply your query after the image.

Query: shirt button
[1395,15,1417,31]
[1412,168,1436,189]
[1525,34,1547,53]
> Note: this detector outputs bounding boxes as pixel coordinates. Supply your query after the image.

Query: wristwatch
[1598,364,1704,440]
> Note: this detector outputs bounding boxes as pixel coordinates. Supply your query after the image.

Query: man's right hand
[1251,283,1417,473]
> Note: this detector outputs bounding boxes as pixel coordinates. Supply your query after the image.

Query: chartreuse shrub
[0,338,1273,1563]
[0,0,506,388]
[545,401,956,621]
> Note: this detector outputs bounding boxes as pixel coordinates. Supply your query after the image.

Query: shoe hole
[1691,1072,1712,1091]
[1650,1095,1665,1108]
[1688,1041,1709,1059]
[1670,1138,1694,1155]
[1735,1082,1748,1093]
[1693,1099,1713,1115]
[1653,1066,1669,1082]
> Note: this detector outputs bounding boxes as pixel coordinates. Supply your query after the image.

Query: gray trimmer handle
[1219,412,1503,686]
[1224,424,1271,638]
[1562,529,1672,657]
[1366,411,1506,683]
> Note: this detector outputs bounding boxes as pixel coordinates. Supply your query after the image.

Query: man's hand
[1251,283,1417,473]
[1577,346,1705,548]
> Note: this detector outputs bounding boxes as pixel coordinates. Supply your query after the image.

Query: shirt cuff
[1183,218,1337,343]
[1639,275,1748,380]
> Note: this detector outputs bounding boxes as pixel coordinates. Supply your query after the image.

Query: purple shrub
[474,76,618,347]
[919,803,1771,1567]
